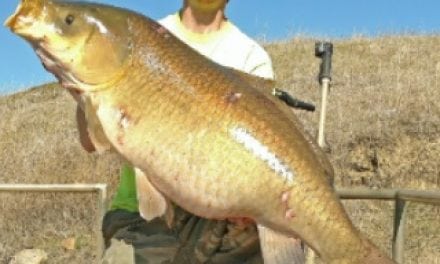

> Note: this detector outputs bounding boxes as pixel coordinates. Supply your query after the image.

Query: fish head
[5,0,132,92]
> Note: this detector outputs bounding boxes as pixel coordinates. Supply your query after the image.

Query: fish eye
[65,14,75,25]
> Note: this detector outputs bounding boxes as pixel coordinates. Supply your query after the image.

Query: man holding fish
[97,0,283,263]
[5,0,395,263]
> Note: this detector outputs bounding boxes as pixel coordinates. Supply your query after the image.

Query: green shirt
[110,163,139,212]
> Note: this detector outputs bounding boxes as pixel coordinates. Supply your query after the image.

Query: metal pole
[336,188,440,205]
[317,78,330,147]
[315,42,334,148]
[0,183,107,192]
[305,41,334,264]
[97,185,108,259]
[392,199,407,263]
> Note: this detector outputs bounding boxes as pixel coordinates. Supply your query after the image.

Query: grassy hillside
[1,35,439,263]
[274,36,439,188]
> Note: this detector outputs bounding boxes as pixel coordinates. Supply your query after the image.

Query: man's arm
[245,44,274,80]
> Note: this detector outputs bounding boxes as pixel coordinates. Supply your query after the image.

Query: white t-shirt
[159,12,274,79]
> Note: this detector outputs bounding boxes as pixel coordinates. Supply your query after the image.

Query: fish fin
[257,224,306,264]
[83,97,112,153]
[134,168,168,221]
[230,68,276,92]
[164,201,175,228]
[359,238,397,264]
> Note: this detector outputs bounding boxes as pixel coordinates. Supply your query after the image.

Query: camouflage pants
[101,209,263,264]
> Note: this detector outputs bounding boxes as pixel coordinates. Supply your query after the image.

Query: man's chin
[188,0,226,12]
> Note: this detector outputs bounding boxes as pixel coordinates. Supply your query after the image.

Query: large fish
[5,1,395,263]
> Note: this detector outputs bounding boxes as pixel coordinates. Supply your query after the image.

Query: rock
[9,249,48,264]
[101,239,135,264]
[61,237,76,250]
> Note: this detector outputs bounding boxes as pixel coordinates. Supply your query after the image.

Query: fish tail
[272,184,396,263]
[327,238,396,264]
[358,238,397,264]
[257,224,306,264]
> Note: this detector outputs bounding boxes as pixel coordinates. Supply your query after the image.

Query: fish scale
[101,48,381,261]
[5,1,396,263]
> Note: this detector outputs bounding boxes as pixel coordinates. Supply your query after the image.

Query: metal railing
[0,183,108,263]
[1,184,439,263]
[336,188,440,264]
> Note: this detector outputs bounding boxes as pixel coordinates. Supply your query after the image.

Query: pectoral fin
[257,224,306,264]
[83,97,112,153]
[135,168,173,226]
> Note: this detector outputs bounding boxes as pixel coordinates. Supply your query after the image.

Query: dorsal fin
[229,68,276,95]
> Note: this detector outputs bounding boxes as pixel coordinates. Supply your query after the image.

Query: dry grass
[1,35,439,263]
[267,35,440,263]
[268,36,440,190]
[0,85,123,263]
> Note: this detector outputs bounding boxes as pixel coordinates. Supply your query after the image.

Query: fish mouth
[4,0,24,29]
[34,43,83,92]
[4,0,45,41]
